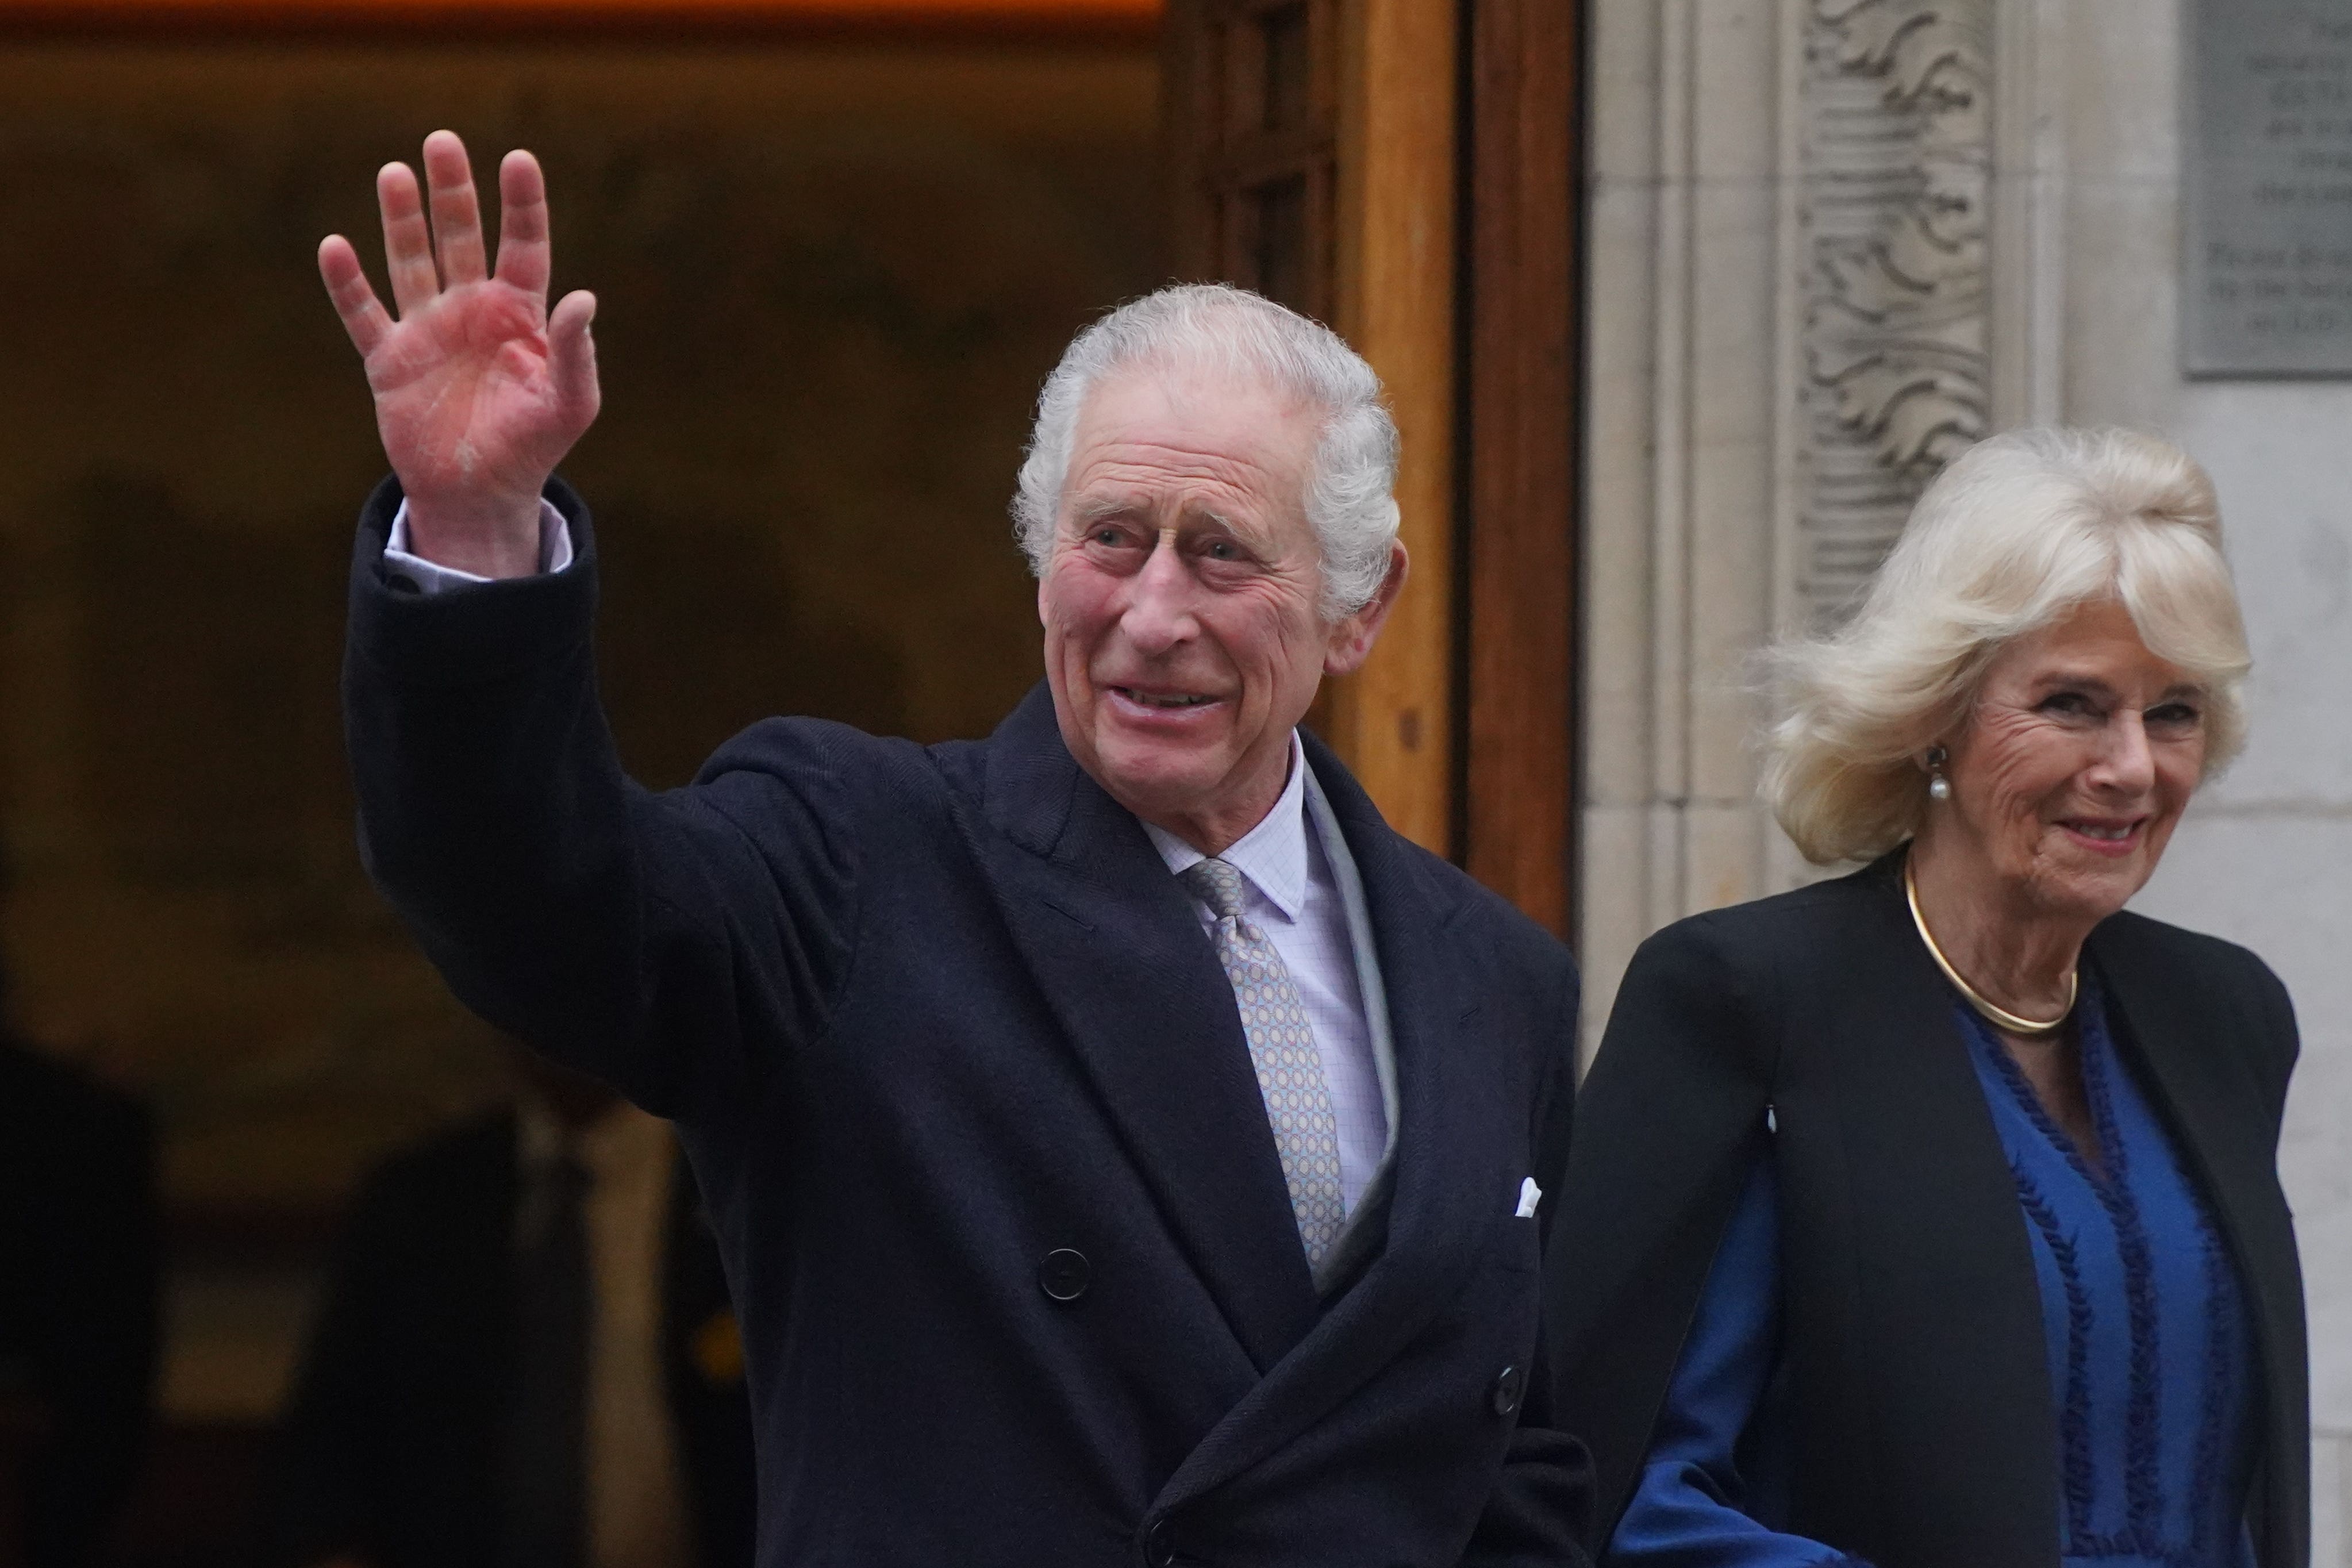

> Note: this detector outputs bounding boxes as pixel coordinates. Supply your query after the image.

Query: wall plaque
[2188,0,2352,375]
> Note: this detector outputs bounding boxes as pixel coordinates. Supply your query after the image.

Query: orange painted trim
[0,0,1159,41]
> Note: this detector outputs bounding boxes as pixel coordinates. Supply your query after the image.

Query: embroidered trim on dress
[2188,1167,2242,1556]
[2076,997,2165,1543]
[1965,996,2166,1543]
[2012,1159,2097,1547]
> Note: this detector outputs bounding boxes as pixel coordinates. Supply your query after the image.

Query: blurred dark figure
[268,1048,752,1568]
[0,955,162,1568]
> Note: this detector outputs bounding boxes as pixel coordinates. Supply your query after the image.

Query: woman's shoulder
[2088,902,2286,1025]
[2098,902,2277,973]
[1638,855,1908,971]
[1608,859,1917,1068]
[2092,907,2297,1060]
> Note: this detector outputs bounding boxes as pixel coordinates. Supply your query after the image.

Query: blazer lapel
[2085,920,2307,1565]
[958,685,1319,1371]
[1806,859,2062,1567]
[1155,734,1505,1509]
[2085,921,2300,1329]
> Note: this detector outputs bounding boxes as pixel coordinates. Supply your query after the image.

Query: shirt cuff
[384,499,574,593]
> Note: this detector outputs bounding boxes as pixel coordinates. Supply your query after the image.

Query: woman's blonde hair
[1761,426,2251,865]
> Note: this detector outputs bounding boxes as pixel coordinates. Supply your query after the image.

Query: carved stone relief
[1796,0,1993,623]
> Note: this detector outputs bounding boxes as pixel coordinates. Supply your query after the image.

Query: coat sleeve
[1546,912,1781,1549]
[1607,1155,1866,1568]
[1461,955,1598,1567]
[343,476,863,1117]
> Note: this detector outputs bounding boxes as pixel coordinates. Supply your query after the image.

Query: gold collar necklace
[1903,859,2076,1036]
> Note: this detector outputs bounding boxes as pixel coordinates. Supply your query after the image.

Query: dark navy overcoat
[343,479,1592,1568]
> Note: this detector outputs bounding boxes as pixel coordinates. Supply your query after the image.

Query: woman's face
[1940,597,2210,923]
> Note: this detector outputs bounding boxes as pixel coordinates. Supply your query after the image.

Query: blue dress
[1607,983,2260,1568]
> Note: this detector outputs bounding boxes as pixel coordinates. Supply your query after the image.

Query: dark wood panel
[1163,0,1338,321]
[0,39,1162,1223]
[1165,0,1346,751]
[1459,0,1577,936]
[0,0,1159,43]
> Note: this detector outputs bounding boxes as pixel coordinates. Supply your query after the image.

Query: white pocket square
[1515,1177,1542,1219]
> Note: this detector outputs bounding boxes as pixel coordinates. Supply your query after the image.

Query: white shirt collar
[1142,731,1312,924]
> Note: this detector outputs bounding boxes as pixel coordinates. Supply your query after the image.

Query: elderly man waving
[324,132,1590,1568]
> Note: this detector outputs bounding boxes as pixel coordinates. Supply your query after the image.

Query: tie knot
[1180,857,1250,920]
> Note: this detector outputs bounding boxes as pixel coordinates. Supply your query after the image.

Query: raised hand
[319,130,600,578]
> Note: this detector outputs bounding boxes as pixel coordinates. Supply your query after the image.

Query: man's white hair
[1012,283,1401,618]
[1760,426,2252,865]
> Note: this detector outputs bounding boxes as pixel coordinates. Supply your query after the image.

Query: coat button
[1142,1515,1177,1567]
[1489,1363,1525,1417]
[1039,1247,1090,1302]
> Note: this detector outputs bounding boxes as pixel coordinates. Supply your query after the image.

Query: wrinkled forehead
[1982,595,2205,698]
[1060,358,1324,521]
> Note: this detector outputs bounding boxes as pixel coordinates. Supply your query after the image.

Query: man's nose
[1119,534,1200,652]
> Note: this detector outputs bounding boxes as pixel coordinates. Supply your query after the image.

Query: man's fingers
[493,148,553,299]
[376,162,441,317]
[548,290,602,430]
[422,129,490,287]
[317,235,394,359]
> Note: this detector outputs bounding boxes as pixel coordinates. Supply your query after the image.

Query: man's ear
[1323,541,1409,676]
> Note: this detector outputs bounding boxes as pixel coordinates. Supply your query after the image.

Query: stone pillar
[1582,0,2003,1050]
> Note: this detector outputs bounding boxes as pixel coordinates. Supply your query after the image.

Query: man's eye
[1091,528,1128,547]
[1205,540,1239,561]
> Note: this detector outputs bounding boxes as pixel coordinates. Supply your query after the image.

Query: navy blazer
[1550,854,2307,1568]
[341,478,1592,1567]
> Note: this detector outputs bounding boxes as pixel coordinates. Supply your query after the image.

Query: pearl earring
[1926,745,1952,802]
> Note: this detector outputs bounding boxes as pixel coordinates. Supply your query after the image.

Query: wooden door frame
[1456,0,1579,938]
[1163,0,1458,855]
[1163,0,1580,938]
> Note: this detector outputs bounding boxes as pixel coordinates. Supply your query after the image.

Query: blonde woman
[1552,428,2307,1568]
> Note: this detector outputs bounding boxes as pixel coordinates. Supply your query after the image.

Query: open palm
[320,131,599,578]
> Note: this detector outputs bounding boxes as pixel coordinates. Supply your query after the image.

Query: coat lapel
[2084,920,2307,1568]
[1155,731,1505,1509]
[1794,856,2062,1567]
[958,685,1319,1371]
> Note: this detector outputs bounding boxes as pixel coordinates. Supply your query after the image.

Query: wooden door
[1163,0,1580,937]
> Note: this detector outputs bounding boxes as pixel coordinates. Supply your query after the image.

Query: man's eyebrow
[1071,495,1146,525]
[1071,496,1251,535]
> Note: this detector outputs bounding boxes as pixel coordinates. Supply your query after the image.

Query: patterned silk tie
[1180,857,1347,1267]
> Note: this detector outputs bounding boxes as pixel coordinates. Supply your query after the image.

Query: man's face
[1037,361,1401,852]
